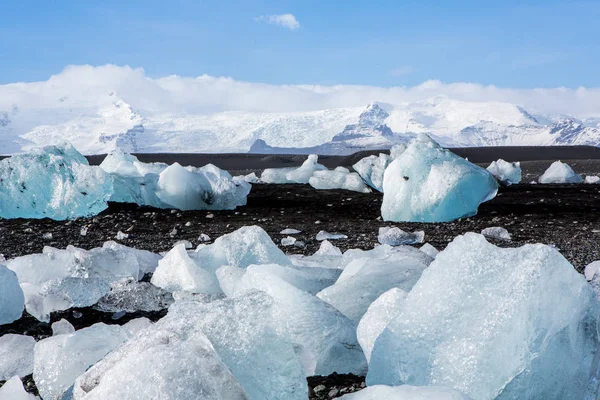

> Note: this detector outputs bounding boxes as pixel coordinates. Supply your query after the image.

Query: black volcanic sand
[2,157,600,398]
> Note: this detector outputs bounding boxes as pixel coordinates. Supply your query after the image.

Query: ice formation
[281,236,297,246]
[339,385,473,400]
[281,228,301,234]
[34,323,135,400]
[94,278,174,313]
[352,144,407,193]
[381,135,498,222]
[0,144,112,220]
[538,161,583,184]
[586,175,600,184]
[316,231,348,241]
[356,288,406,362]
[285,154,327,183]
[486,159,522,186]
[585,261,600,281]
[419,243,439,258]
[367,233,600,400]
[0,376,39,400]
[0,334,35,380]
[481,226,511,241]
[378,227,424,246]
[52,319,75,336]
[309,167,372,193]
[0,265,25,325]
[260,167,296,184]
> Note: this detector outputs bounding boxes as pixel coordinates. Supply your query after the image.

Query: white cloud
[1,64,600,118]
[257,13,300,30]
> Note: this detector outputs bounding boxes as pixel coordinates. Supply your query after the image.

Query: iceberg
[0,144,112,220]
[486,159,521,186]
[0,265,25,325]
[367,233,600,400]
[538,161,583,184]
[339,385,473,400]
[381,135,498,222]
[0,334,35,380]
[309,167,372,193]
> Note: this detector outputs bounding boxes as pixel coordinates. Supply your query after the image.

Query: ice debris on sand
[309,167,372,193]
[261,154,326,184]
[486,159,521,186]
[281,236,297,246]
[381,135,498,223]
[352,144,406,192]
[0,376,39,400]
[316,231,348,241]
[0,144,112,220]
[481,226,511,241]
[281,228,301,234]
[367,233,600,400]
[378,227,424,246]
[0,265,25,325]
[339,385,472,400]
[0,334,35,380]
[586,175,600,184]
[538,161,582,184]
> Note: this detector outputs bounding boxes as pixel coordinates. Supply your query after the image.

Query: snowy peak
[358,103,390,127]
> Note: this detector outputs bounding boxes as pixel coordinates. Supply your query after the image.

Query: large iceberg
[486,159,521,186]
[367,233,600,400]
[381,135,498,222]
[538,161,583,184]
[0,144,112,220]
[339,385,473,400]
[0,265,25,325]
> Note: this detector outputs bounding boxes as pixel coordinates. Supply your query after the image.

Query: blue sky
[1,0,599,87]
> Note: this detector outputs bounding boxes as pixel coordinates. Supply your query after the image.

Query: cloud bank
[256,14,300,30]
[1,64,600,118]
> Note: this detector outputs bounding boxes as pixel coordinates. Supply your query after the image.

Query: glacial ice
[585,261,600,281]
[538,161,583,184]
[281,228,301,234]
[234,268,368,376]
[419,243,439,258]
[381,135,498,222]
[94,278,174,313]
[281,236,297,246]
[34,323,135,400]
[353,153,392,192]
[481,226,511,241]
[52,319,75,336]
[316,246,430,322]
[486,159,521,185]
[309,167,372,193]
[285,154,327,184]
[260,167,296,184]
[0,144,112,220]
[0,376,39,400]
[0,265,25,325]
[0,334,35,380]
[367,233,600,400]
[339,385,473,400]
[316,231,348,241]
[356,288,406,362]
[378,227,424,246]
[586,175,600,184]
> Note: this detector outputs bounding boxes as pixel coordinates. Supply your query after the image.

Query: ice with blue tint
[0,334,35,380]
[234,268,367,376]
[486,159,521,186]
[0,144,113,220]
[367,233,600,400]
[538,160,583,184]
[339,385,473,400]
[381,135,498,222]
[0,376,39,400]
[0,265,25,325]
[316,245,431,322]
[309,167,372,193]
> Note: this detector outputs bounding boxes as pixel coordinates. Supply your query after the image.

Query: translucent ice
[0,265,25,325]
[538,161,582,184]
[367,233,600,400]
[481,226,511,241]
[0,144,112,220]
[0,334,35,380]
[0,376,39,400]
[309,168,372,193]
[52,319,75,336]
[316,231,348,241]
[353,153,392,192]
[419,243,439,258]
[234,268,367,376]
[34,323,134,400]
[486,159,521,186]
[285,154,327,184]
[94,278,174,313]
[356,288,406,362]
[378,227,424,246]
[381,135,498,222]
[281,236,297,246]
[585,261,600,281]
[281,228,301,234]
[260,167,296,184]
[339,385,473,400]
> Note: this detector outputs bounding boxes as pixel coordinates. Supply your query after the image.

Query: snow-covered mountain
[1,91,600,155]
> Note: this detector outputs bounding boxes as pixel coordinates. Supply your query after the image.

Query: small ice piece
[281,228,302,235]
[315,240,343,257]
[381,135,498,223]
[356,288,407,362]
[0,376,39,400]
[353,153,392,192]
[316,231,348,241]
[367,233,600,400]
[122,317,153,336]
[42,232,53,240]
[94,278,174,313]
[0,334,36,380]
[199,233,211,242]
[309,169,372,193]
[0,265,25,325]
[585,261,600,281]
[487,159,522,186]
[52,319,75,336]
[174,239,193,249]
[419,243,439,259]
[0,144,113,220]
[34,323,134,400]
[281,236,297,246]
[242,172,259,183]
[285,154,328,184]
[378,227,425,246]
[115,231,128,240]
[538,161,583,184]
[481,226,511,241]
[585,175,600,184]
[339,385,473,400]
[79,226,88,236]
